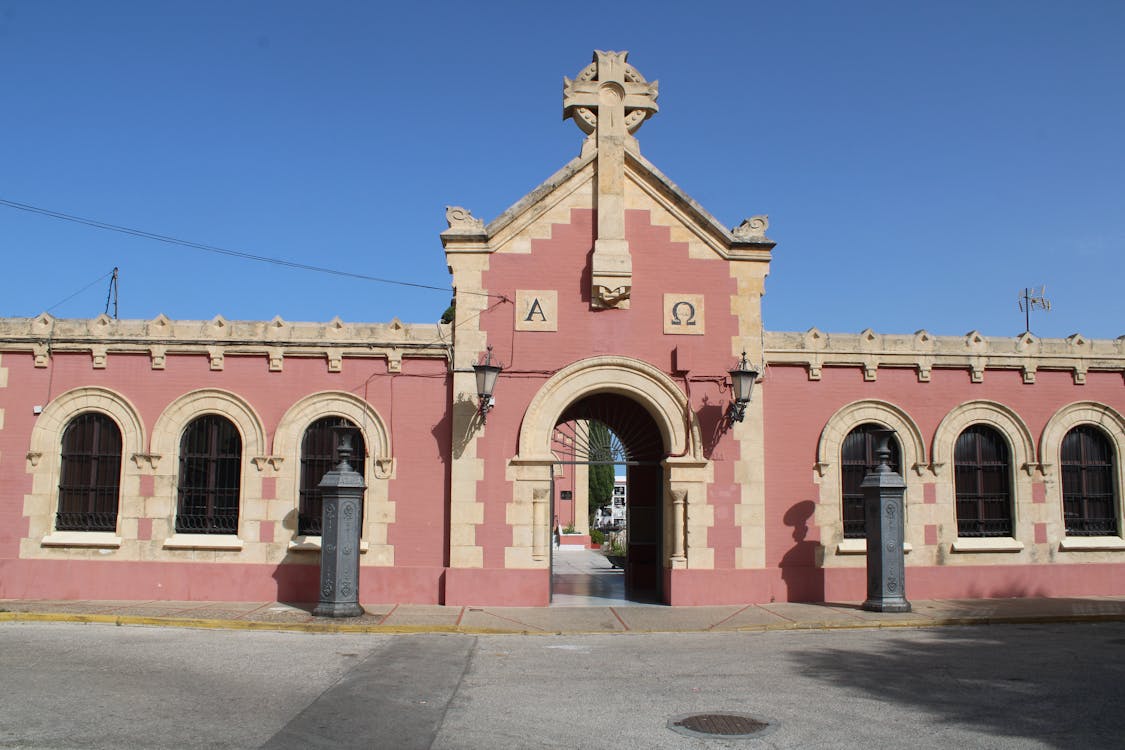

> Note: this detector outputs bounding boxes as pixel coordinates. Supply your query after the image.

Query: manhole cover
[668,712,774,739]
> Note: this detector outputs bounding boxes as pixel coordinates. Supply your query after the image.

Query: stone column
[861,429,911,613]
[669,487,687,564]
[313,426,366,618]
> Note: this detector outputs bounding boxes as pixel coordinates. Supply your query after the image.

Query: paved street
[2,621,1123,749]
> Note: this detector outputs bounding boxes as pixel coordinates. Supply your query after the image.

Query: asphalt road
[2,621,1123,749]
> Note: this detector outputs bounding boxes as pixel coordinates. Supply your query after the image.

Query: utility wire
[46,268,117,314]
[0,197,502,299]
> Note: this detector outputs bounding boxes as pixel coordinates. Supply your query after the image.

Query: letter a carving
[525,298,548,323]
[515,290,558,331]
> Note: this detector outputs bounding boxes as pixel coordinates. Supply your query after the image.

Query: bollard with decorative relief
[861,428,911,613]
[313,424,366,618]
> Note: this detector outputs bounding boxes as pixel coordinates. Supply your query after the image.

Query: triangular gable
[442,146,772,263]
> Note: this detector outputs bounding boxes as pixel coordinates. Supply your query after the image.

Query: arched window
[1062,425,1118,536]
[177,415,241,534]
[57,413,122,532]
[840,424,902,538]
[955,425,1012,537]
[299,417,366,535]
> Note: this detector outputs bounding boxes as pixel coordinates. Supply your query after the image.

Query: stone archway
[508,356,711,604]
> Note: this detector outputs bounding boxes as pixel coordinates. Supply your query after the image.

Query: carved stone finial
[563,51,659,310]
[732,216,769,240]
[563,50,659,137]
[444,206,485,233]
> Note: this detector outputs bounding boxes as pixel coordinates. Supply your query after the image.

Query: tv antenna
[104,267,119,319]
[1018,286,1050,334]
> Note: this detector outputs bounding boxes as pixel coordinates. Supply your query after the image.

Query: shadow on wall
[779,499,824,602]
[697,396,726,459]
[449,395,480,460]
[432,381,456,463]
[272,550,318,604]
[788,617,1125,748]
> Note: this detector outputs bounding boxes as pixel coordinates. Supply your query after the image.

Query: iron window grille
[841,424,902,539]
[1062,425,1118,536]
[954,424,1013,537]
[56,413,122,532]
[176,415,241,534]
[298,417,366,536]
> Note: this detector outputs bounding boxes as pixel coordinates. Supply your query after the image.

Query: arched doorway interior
[551,393,665,603]
[509,355,708,607]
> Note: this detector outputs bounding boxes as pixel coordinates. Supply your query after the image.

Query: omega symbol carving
[670,301,697,326]
[663,294,704,335]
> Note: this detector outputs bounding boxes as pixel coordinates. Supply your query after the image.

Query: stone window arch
[298,417,367,535]
[932,400,1035,550]
[57,413,123,532]
[1040,402,1125,545]
[840,424,902,539]
[25,386,145,549]
[814,400,925,557]
[151,389,267,544]
[272,392,394,563]
[954,424,1013,537]
[1060,426,1117,536]
[176,414,242,534]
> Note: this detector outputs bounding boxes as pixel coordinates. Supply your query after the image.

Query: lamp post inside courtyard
[313,423,366,618]
[861,428,911,613]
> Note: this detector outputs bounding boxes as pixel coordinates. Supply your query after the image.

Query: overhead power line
[46,268,117,315]
[0,197,500,298]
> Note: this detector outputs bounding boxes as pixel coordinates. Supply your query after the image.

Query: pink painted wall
[0,349,451,603]
[764,363,1125,602]
[554,467,577,530]
[468,208,746,597]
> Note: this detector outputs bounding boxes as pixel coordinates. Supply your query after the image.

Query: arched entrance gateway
[440,51,771,608]
[552,394,665,602]
[511,357,710,605]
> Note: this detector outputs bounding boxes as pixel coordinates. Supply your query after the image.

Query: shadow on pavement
[789,619,1125,748]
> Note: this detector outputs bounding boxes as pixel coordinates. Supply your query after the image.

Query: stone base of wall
[823,563,1125,603]
[444,567,550,607]
[0,559,445,604]
[5,558,1125,606]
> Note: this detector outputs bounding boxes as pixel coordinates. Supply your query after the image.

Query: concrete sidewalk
[5,550,1125,634]
[4,595,1125,635]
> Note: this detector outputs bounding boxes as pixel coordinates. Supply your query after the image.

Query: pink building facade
[1,52,1122,607]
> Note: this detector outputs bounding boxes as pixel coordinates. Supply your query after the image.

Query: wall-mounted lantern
[473,345,502,422]
[727,351,759,425]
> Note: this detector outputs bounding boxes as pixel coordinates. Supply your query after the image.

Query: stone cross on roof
[563,51,659,309]
[563,51,659,140]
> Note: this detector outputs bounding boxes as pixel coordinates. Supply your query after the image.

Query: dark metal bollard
[861,428,911,613]
[313,425,366,618]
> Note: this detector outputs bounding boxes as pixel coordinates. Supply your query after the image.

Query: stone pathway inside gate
[551,548,656,607]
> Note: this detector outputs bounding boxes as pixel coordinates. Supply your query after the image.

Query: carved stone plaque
[663,294,705,335]
[515,290,558,332]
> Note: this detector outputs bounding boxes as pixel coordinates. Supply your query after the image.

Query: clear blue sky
[2,1,1122,339]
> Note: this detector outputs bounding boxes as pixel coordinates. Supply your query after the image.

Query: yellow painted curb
[2,610,1123,635]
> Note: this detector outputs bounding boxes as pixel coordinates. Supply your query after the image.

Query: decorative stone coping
[765,329,1125,383]
[0,314,452,370]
